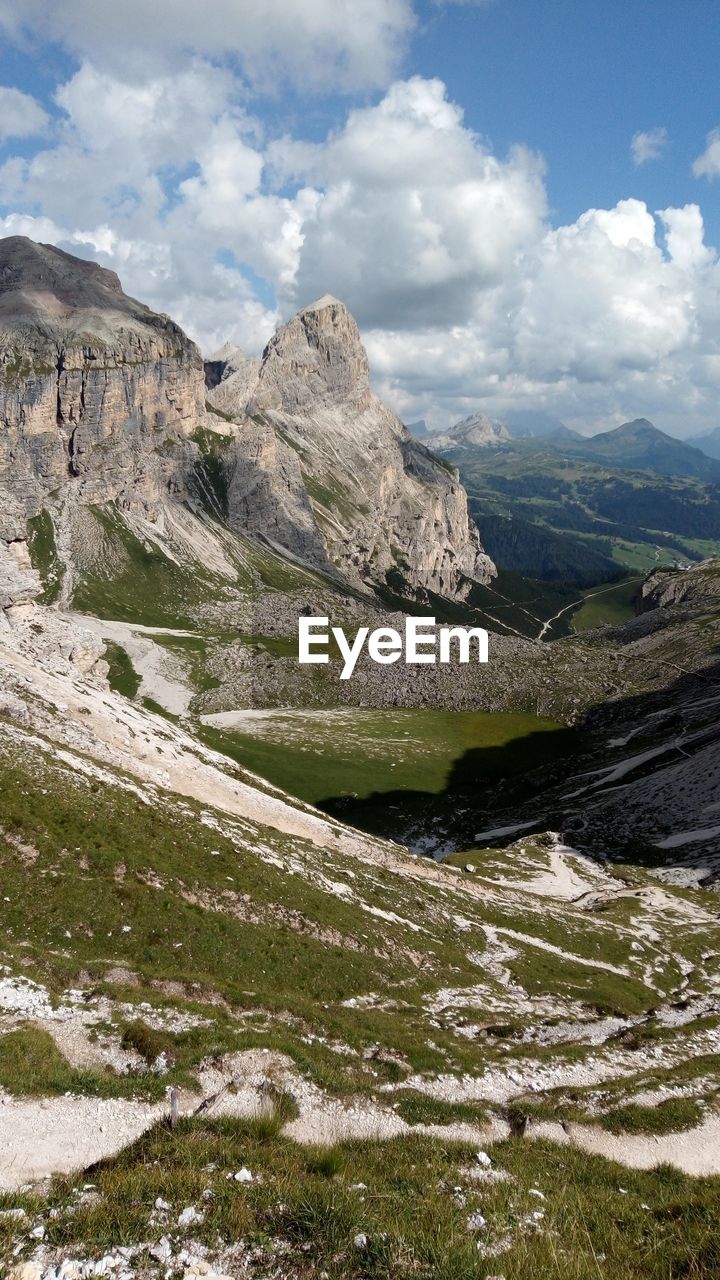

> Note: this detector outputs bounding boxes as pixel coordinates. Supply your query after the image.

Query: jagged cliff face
[0,237,494,606]
[0,237,204,541]
[208,295,495,599]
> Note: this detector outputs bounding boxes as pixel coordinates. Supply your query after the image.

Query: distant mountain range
[428,414,720,484]
[431,413,720,585]
[554,418,720,482]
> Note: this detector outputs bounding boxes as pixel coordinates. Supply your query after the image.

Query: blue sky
[1,0,720,436]
[414,0,720,229]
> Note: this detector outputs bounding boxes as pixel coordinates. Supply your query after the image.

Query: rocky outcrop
[639,562,720,613]
[208,295,495,599]
[0,236,204,541]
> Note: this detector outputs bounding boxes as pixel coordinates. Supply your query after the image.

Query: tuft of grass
[391,1091,490,1128]
[120,1020,174,1065]
[245,1087,299,1141]
[600,1097,704,1136]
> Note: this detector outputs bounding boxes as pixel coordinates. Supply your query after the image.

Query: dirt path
[3,1053,719,1189]
[0,1093,168,1190]
[532,1113,720,1176]
[536,580,630,641]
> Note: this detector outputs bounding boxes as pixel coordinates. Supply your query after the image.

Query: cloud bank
[1,4,719,434]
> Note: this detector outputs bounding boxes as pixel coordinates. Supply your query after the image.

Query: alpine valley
[1,237,720,1280]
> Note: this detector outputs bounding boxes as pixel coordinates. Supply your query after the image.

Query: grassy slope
[0,731,704,1093]
[1,710,719,1275]
[571,577,643,633]
[68,505,335,631]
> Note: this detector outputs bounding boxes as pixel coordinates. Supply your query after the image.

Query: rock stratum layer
[1,237,494,604]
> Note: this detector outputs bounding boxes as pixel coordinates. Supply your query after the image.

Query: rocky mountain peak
[0,234,197,363]
[250,293,370,414]
[0,236,137,330]
[426,413,510,451]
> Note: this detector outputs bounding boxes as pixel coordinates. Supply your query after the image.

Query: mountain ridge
[0,235,494,606]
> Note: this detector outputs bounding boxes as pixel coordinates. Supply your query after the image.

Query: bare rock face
[204,342,260,419]
[210,295,495,599]
[0,236,204,541]
[0,537,41,628]
[1,238,493,607]
[248,295,371,414]
[639,563,720,613]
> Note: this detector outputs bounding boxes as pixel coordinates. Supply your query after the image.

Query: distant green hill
[551,418,720,482]
[441,435,720,581]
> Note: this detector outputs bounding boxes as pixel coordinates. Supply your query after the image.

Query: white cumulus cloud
[1,57,720,437]
[278,77,548,328]
[630,127,668,166]
[0,0,414,91]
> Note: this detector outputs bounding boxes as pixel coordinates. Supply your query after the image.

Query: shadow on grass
[316,725,579,849]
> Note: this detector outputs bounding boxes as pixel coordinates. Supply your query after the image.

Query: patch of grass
[248,1088,300,1140]
[141,696,181,722]
[199,708,570,806]
[120,1020,174,1065]
[0,1025,163,1101]
[4,1121,720,1279]
[26,511,64,604]
[600,1098,704,1136]
[104,642,141,699]
[391,1091,489,1127]
[72,506,220,628]
[572,576,643,633]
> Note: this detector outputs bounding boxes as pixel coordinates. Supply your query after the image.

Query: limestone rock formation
[0,236,204,541]
[1,237,494,606]
[207,296,495,599]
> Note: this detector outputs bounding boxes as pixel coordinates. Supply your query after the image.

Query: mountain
[686,425,720,461]
[548,425,585,444]
[2,240,720,1274]
[434,419,720,590]
[0,238,494,606]
[426,412,511,450]
[206,294,494,599]
[559,418,720,481]
[2,530,720,1242]
[203,340,259,415]
[502,408,570,438]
